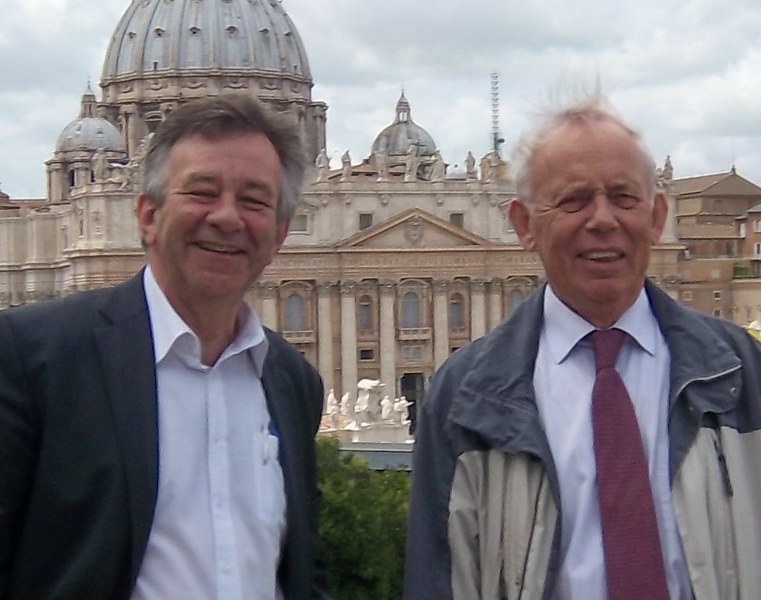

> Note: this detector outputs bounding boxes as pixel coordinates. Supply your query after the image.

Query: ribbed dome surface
[101,0,311,81]
[371,92,436,157]
[55,87,125,153]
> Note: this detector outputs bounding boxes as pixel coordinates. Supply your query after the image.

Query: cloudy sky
[2,0,761,198]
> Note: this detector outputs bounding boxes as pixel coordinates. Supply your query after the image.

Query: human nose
[206,193,244,232]
[585,193,618,231]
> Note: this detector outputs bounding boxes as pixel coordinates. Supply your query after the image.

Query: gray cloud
[2,0,760,198]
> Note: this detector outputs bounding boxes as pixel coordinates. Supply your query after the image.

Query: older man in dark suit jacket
[0,95,329,599]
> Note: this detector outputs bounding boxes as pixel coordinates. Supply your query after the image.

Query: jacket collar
[450,281,744,451]
[449,285,549,457]
[645,279,742,413]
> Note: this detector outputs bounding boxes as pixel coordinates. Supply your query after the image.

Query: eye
[239,188,277,211]
[183,188,217,201]
[555,192,590,214]
[610,192,641,209]
[239,195,269,211]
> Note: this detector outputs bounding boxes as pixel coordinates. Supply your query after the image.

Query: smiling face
[509,119,667,327]
[137,132,289,317]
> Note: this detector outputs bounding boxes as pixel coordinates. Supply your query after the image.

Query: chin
[586,281,640,307]
[192,276,246,298]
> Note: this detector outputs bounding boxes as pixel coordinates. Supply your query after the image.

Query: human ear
[135,193,160,247]
[508,199,536,251]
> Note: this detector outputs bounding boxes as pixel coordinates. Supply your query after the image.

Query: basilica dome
[98,0,326,163]
[55,86,125,153]
[101,0,311,81]
[371,92,436,158]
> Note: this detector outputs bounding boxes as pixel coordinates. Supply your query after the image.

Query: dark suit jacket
[0,272,329,599]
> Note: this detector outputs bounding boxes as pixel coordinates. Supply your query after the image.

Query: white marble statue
[465,150,477,180]
[394,395,412,425]
[355,388,370,424]
[480,153,491,182]
[431,150,445,182]
[404,144,418,182]
[315,148,330,182]
[339,391,350,417]
[375,149,388,181]
[92,147,109,182]
[325,388,339,428]
[341,150,352,181]
[380,395,393,421]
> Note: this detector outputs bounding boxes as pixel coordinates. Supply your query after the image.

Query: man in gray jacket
[404,93,761,599]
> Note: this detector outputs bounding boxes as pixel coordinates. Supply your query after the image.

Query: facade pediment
[337,208,493,250]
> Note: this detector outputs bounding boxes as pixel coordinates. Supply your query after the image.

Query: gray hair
[142,94,305,222]
[511,91,657,206]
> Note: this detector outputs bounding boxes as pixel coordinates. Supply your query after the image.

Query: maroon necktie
[590,329,670,599]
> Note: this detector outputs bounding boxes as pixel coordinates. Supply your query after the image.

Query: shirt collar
[543,284,658,365]
[143,266,268,375]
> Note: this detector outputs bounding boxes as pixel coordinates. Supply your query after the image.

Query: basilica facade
[0,0,691,409]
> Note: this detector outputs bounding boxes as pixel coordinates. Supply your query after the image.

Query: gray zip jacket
[404,281,761,600]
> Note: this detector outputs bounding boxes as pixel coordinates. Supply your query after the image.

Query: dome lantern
[371,92,436,159]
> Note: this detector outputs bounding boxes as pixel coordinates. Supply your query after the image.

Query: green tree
[316,436,410,600]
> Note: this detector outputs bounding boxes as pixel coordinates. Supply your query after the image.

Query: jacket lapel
[93,273,159,584]
[260,338,297,480]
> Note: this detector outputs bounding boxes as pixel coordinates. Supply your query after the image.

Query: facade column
[433,279,450,369]
[316,281,335,399]
[470,278,487,339]
[259,281,278,330]
[121,104,140,157]
[379,279,397,397]
[340,281,358,410]
[488,277,503,331]
[47,162,64,203]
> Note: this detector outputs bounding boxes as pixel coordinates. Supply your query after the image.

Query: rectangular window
[713,291,722,300]
[359,213,374,230]
[358,348,374,361]
[449,212,464,228]
[755,242,761,257]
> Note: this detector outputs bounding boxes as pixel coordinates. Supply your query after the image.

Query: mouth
[580,250,624,263]
[196,241,243,255]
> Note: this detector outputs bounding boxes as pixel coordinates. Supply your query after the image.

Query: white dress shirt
[132,267,286,600]
[534,286,691,600]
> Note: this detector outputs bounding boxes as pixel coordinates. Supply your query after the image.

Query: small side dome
[371,92,436,158]
[446,163,467,180]
[55,85,125,153]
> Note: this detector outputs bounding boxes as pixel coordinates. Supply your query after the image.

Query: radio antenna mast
[491,72,505,155]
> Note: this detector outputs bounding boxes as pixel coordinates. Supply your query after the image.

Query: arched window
[507,289,525,316]
[401,291,420,328]
[358,295,373,332]
[449,293,464,329]
[68,170,76,189]
[283,293,305,331]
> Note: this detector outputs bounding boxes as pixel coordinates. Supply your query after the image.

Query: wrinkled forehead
[532,119,653,188]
